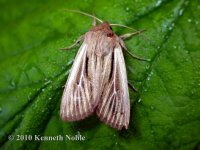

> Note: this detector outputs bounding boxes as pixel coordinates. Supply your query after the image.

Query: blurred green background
[0,0,200,150]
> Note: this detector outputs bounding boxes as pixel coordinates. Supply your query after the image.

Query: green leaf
[0,0,200,149]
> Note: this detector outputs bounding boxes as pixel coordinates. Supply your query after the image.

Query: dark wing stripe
[107,95,116,123]
[80,85,87,117]
[84,79,92,111]
[100,84,110,115]
[103,92,114,119]
[110,95,119,124]
[77,87,81,118]
[73,88,78,120]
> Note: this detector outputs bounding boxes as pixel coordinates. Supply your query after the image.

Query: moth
[60,10,147,130]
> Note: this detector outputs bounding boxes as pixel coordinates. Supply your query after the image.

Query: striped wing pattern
[61,31,130,130]
[60,43,95,121]
[96,46,130,130]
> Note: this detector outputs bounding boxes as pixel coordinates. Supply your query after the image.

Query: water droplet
[155,0,162,7]
[187,18,192,22]
[157,46,161,49]
[179,9,183,16]
[173,45,177,49]
[42,89,45,92]
[195,21,199,25]
[151,106,154,110]
[10,80,16,88]
[145,65,150,69]
[169,26,173,30]
[44,80,52,85]
[67,59,74,65]
[147,76,151,81]
[147,58,151,62]
[138,98,142,103]
[49,97,52,100]
[126,7,130,11]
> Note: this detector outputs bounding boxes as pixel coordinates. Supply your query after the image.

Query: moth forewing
[60,43,95,121]
[115,46,130,128]
[96,45,130,130]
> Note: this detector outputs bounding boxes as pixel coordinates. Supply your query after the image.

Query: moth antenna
[110,24,137,31]
[92,12,97,26]
[64,9,103,23]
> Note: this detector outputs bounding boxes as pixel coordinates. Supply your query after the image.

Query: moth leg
[120,29,146,40]
[119,36,150,61]
[124,48,150,61]
[128,82,138,92]
[121,44,149,61]
[60,35,84,50]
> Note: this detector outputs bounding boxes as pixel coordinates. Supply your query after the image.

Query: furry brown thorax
[90,22,114,38]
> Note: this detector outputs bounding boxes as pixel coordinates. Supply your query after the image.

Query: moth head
[91,21,114,37]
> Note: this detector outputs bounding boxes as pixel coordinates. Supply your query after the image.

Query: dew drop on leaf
[126,7,130,11]
[155,0,162,7]
[67,59,74,66]
[10,80,16,88]
[145,65,150,70]
[144,88,147,92]
[147,76,151,81]
[168,26,173,30]
[173,45,177,49]
[179,9,183,16]
[157,46,161,49]
[187,18,192,23]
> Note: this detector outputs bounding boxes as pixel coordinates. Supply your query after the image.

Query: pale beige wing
[60,43,97,121]
[96,46,130,130]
